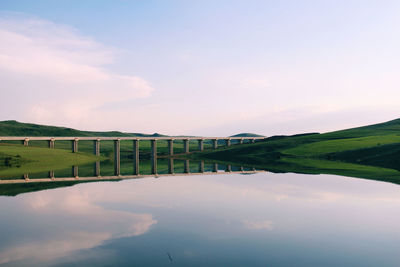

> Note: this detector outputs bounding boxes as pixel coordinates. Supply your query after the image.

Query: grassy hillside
[230,133,265,137]
[0,120,164,137]
[189,118,400,183]
[0,145,102,176]
[284,134,400,156]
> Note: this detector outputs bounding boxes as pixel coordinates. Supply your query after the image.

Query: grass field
[0,145,102,176]
[189,118,400,183]
[284,134,400,156]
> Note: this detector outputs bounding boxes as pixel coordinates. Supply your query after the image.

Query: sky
[1,0,400,136]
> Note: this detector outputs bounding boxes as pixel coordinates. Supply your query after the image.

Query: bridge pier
[168,158,174,174]
[73,166,78,178]
[94,139,100,156]
[213,163,218,172]
[95,161,101,177]
[198,139,204,151]
[48,138,55,148]
[114,139,120,176]
[212,139,218,149]
[72,139,79,153]
[199,161,205,173]
[184,160,190,173]
[133,139,139,175]
[251,138,255,144]
[239,138,244,145]
[151,139,157,174]
[226,164,232,172]
[226,138,231,147]
[183,139,189,153]
[168,139,174,156]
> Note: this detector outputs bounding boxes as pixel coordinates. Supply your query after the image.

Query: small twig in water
[166,252,173,262]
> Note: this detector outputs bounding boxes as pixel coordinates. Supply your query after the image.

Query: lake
[1,170,400,266]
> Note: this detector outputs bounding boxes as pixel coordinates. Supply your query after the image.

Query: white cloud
[0,15,154,129]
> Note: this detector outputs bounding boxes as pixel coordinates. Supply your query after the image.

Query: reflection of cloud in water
[102,174,400,209]
[0,188,157,265]
[2,172,400,265]
[0,232,110,265]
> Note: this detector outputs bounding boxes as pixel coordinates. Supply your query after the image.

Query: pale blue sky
[1,1,400,135]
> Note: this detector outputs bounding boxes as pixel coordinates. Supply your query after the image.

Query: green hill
[230,133,265,137]
[0,120,162,137]
[190,118,400,183]
[0,145,102,177]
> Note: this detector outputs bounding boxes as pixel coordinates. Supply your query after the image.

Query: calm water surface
[1,172,400,266]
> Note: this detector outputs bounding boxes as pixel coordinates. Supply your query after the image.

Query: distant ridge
[0,120,165,137]
[0,120,265,138]
[230,133,265,137]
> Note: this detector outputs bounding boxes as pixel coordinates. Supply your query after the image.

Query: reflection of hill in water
[3,154,400,196]
[0,159,261,196]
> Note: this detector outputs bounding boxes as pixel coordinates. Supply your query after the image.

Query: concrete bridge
[0,136,266,178]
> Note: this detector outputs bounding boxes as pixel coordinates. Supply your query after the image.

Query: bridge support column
[23,138,29,147]
[198,139,204,151]
[73,166,78,178]
[168,158,174,174]
[199,161,205,173]
[94,139,100,156]
[48,138,55,149]
[212,139,218,149]
[251,138,255,144]
[151,139,157,174]
[213,163,218,172]
[239,138,244,145]
[72,139,79,153]
[168,139,174,156]
[183,139,189,153]
[226,138,231,147]
[226,164,232,172]
[184,160,190,173]
[95,161,101,177]
[114,139,120,176]
[133,139,139,175]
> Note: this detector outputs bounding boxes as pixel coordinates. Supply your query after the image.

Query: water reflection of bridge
[0,136,265,180]
[0,159,265,184]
